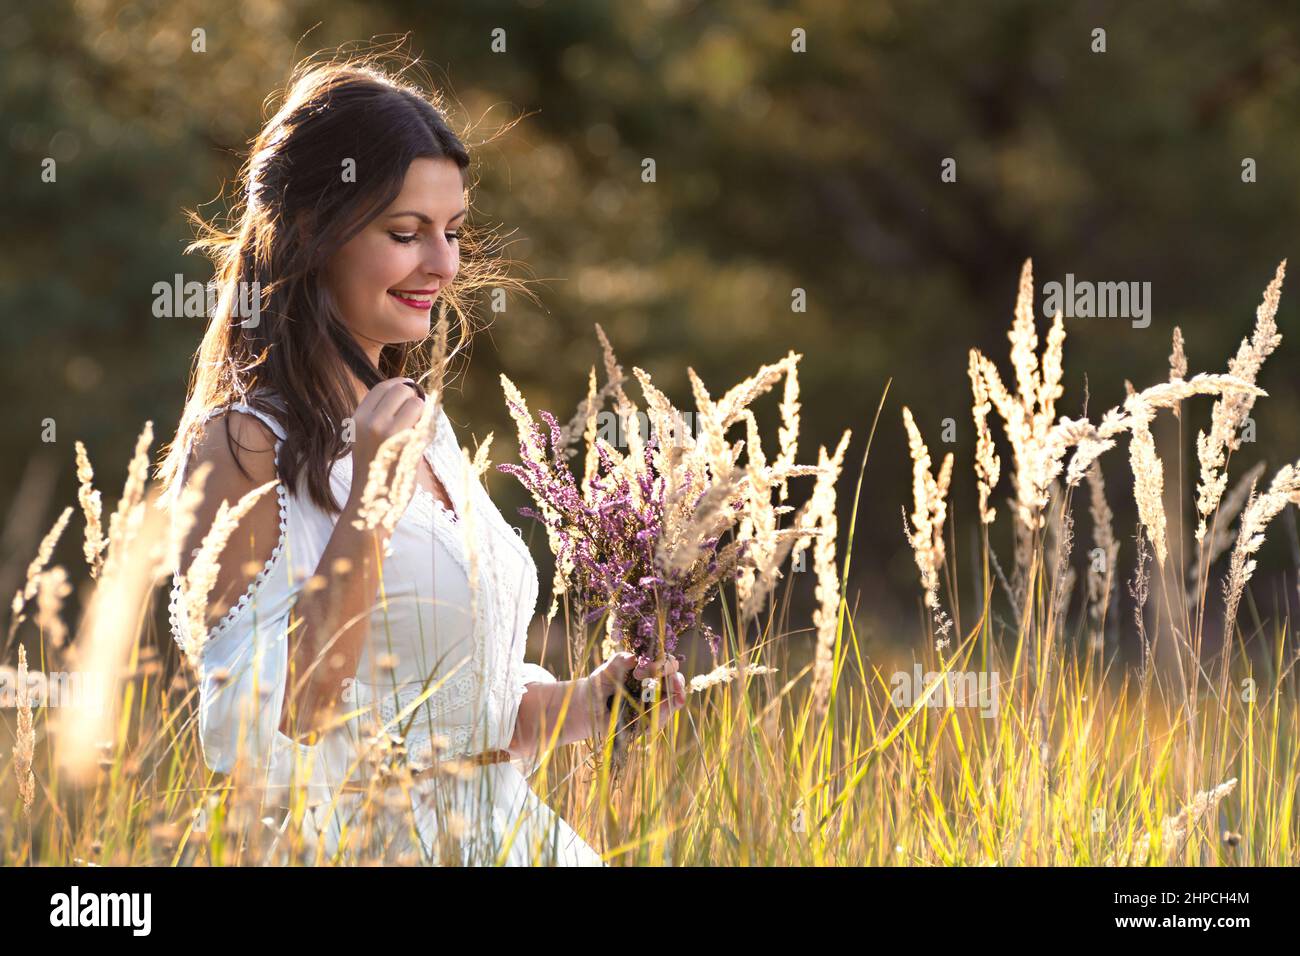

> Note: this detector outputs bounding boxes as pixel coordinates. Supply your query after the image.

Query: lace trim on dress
[417,411,496,760]
[396,406,541,761]
[411,490,459,537]
[328,409,495,765]
[411,439,460,525]
[334,441,470,587]
[474,475,540,730]
[377,404,542,764]
[166,402,291,657]
[166,397,542,769]
[341,674,480,768]
[412,485,459,523]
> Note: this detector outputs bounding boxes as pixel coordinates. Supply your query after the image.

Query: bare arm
[282,377,428,740]
[177,409,393,746]
[506,678,601,761]
[506,653,687,762]
[277,479,393,740]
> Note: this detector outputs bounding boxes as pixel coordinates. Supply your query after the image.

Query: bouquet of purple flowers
[498,327,850,772]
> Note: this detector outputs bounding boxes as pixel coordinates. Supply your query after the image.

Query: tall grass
[2,261,1297,865]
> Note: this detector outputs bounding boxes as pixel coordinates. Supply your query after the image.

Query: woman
[155,52,686,865]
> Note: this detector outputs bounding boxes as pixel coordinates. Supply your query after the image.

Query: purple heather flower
[499,402,751,663]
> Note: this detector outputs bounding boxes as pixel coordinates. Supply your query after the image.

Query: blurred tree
[3,0,1297,644]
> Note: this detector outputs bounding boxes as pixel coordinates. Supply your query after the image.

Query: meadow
[1,260,1296,866]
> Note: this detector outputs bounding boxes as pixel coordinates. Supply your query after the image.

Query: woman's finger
[368,377,418,419]
[596,653,635,701]
[391,393,426,429]
[668,673,684,711]
[636,655,680,680]
[652,672,684,715]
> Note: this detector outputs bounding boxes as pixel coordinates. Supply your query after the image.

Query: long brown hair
[155,46,532,516]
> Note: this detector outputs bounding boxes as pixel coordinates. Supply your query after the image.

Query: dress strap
[167,397,292,656]
[222,399,288,443]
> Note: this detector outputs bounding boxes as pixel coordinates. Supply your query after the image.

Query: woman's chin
[383,312,433,341]
[371,298,436,342]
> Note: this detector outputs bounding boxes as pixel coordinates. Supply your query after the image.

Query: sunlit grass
[0,439,1295,866]
[3,260,1298,865]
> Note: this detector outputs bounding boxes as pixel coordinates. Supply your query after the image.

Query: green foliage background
[3,0,1297,651]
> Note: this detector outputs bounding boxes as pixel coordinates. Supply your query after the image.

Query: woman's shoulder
[235,388,289,441]
[184,406,283,483]
[168,394,288,518]
[188,389,286,444]
[186,408,282,503]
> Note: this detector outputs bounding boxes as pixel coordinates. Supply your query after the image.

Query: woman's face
[325,155,465,362]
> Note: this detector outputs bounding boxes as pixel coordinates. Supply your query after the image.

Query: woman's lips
[388,289,434,310]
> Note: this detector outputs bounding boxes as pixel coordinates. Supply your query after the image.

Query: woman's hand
[346,378,426,507]
[586,651,687,726]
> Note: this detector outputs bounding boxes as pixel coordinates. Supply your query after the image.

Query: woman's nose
[421,237,457,280]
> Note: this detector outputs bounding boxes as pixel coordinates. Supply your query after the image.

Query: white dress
[164,390,605,866]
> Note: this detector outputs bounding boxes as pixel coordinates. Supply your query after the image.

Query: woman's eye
[389,231,459,244]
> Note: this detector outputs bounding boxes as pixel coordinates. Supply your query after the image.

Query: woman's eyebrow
[386,208,468,223]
